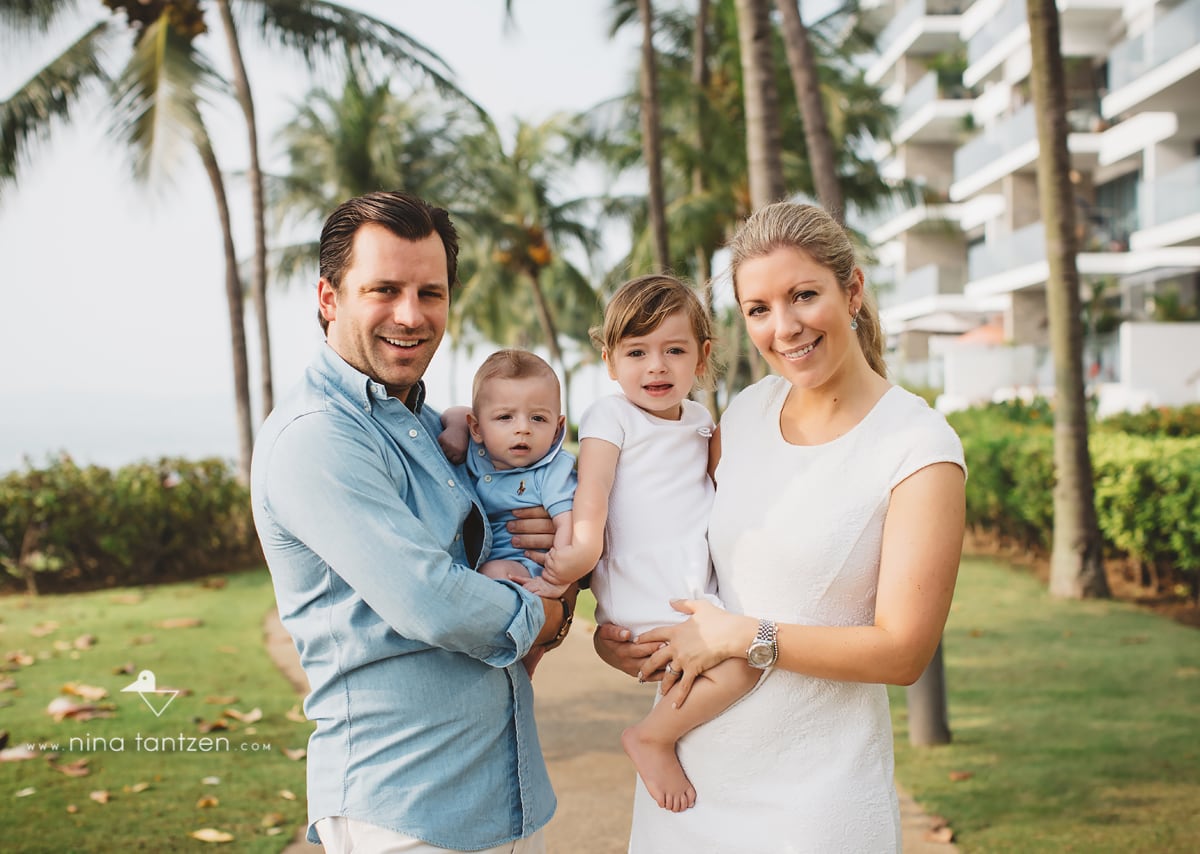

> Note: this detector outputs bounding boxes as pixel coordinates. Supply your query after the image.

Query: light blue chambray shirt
[250,343,555,849]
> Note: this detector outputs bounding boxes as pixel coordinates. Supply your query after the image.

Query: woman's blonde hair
[593,274,718,391]
[727,202,887,378]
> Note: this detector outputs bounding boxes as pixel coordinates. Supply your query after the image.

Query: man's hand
[593,622,664,682]
[507,506,557,566]
[533,583,580,651]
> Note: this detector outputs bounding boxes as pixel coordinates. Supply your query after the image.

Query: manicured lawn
[0,569,310,852]
[890,556,1200,853]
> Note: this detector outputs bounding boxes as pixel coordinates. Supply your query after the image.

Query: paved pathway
[264,610,957,853]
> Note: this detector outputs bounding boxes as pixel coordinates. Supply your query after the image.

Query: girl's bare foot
[621,725,696,812]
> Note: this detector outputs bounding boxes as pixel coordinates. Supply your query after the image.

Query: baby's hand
[514,574,569,599]
[438,406,471,465]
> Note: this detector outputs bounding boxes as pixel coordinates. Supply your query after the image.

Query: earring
[850,311,859,331]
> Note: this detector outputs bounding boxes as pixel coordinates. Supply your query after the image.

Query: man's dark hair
[317,191,460,333]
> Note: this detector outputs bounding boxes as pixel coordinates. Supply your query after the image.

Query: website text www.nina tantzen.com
[26,735,273,753]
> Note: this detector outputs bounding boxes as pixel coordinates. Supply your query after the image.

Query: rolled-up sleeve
[260,410,545,665]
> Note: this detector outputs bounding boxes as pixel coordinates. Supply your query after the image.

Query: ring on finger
[664,664,676,675]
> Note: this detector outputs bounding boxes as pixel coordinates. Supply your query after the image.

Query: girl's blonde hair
[593,274,718,390]
[728,202,887,378]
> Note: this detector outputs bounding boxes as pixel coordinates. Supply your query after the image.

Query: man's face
[318,224,449,402]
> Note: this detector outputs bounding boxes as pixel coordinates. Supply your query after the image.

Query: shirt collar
[315,342,426,414]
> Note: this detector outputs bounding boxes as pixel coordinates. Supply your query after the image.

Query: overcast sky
[1,1,642,471]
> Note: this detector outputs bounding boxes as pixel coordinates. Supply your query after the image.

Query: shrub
[0,456,261,593]
[950,406,1199,595]
[1095,404,1200,437]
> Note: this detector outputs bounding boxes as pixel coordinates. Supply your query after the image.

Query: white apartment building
[857,0,1200,413]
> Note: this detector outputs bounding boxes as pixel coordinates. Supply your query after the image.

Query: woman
[594,202,967,853]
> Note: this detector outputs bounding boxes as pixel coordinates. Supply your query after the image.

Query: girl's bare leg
[622,658,760,812]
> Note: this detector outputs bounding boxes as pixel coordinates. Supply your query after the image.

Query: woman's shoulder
[874,386,966,480]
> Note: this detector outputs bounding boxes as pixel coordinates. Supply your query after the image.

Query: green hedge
[0,456,261,593]
[948,407,1200,593]
[1095,403,1200,437]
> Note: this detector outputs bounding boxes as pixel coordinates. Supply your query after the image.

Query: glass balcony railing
[967,221,1046,282]
[877,0,966,56]
[953,103,1036,183]
[966,0,1026,67]
[1140,158,1200,228]
[880,263,966,308]
[1108,0,1200,91]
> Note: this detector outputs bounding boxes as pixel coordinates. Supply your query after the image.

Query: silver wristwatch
[747,619,778,669]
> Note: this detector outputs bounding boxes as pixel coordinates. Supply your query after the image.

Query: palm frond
[0,20,108,190]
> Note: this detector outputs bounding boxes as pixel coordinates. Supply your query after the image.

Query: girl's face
[736,246,862,391]
[604,310,710,420]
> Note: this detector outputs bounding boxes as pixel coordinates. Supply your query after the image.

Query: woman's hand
[639,599,755,705]
[593,622,665,681]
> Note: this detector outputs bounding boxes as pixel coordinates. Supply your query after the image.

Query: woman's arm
[642,461,966,702]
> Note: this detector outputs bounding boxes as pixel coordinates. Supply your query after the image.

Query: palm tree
[773,0,843,222]
[269,58,475,283]
[734,0,785,210]
[1026,0,1109,599]
[2,0,472,459]
[453,118,604,431]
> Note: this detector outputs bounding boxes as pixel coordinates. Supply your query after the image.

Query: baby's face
[469,376,564,471]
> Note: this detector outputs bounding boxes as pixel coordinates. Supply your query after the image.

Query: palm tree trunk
[197,132,254,484]
[523,266,566,378]
[1026,0,1109,599]
[693,0,721,418]
[216,0,273,420]
[774,0,844,223]
[734,0,786,210]
[639,0,670,271]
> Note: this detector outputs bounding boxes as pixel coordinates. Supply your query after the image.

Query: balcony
[867,0,965,84]
[1132,157,1200,249]
[967,222,1046,284]
[894,70,974,144]
[1103,0,1200,115]
[880,263,967,310]
[964,0,1026,85]
[952,103,1036,186]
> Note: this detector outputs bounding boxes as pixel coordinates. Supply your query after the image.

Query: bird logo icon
[121,669,180,717]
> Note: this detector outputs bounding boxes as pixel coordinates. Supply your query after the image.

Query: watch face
[748,643,774,667]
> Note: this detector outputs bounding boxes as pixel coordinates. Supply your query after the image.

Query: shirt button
[454,533,461,541]
[484,475,492,483]
[447,479,455,487]
[477,448,486,456]
[408,429,418,438]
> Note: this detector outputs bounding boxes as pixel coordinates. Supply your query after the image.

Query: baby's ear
[556,414,566,433]
[466,412,483,442]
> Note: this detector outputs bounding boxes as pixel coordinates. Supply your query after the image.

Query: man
[251,191,573,853]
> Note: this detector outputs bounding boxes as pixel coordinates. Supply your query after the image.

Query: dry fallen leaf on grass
[201,776,221,786]
[73,635,96,650]
[66,804,78,813]
[110,593,143,605]
[89,790,110,804]
[125,782,150,793]
[948,770,974,782]
[189,828,234,843]
[285,706,307,723]
[4,650,35,667]
[16,786,37,797]
[197,719,230,734]
[261,812,285,828]
[266,827,284,836]
[0,677,16,692]
[205,695,239,705]
[278,789,297,801]
[925,826,956,843]
[51,758,90,777]
[0,745,39,762]
[29,621,59,638]
[112,662,134,675]
[281,748,307,761]
[46,696,115,723]
[196,795,220,809]
[223,707,262,724]
[63,682,108,701]
[154,618,204,630]
[129,634,156,646]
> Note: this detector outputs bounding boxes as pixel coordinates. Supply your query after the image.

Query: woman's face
[736,246,862,390]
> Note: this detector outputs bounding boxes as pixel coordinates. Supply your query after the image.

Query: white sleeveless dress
[582,394,718,637]
[628,377,965,854]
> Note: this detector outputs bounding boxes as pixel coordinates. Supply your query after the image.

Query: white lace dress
[628,377,965,854]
